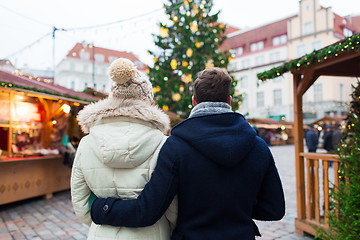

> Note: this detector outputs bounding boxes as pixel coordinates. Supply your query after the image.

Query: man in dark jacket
[90,67,285,240]
[305,125,319,152]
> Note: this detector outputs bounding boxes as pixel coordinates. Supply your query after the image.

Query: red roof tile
[333,13,359,37]
[223,16,295,54]
[66,43,147,70]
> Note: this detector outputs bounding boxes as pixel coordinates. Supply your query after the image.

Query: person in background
[89,67,285,240]
[305,125,319,152]
[71,58,177,240]
[323,124,334,167]
[332,123,343,151]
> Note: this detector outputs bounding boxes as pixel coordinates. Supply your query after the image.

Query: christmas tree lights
[148,0,240,117]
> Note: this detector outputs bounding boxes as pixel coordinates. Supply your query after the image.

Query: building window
[255,55,265,66]
[250,41,264,52]
[303,22,314,35]
[296,44,307,57]
[343,28,353,37]
[69,63,75,71]
[70,80,75,90]
[272,34,287,46]
[257,92,264,107]
[311,40,322,51]
[102,84,106,91]
[273,89,282,106]
[270,52,281,62]
[273,76,282,83]
[240,76,248,88]
[340,83,345,101]
[84,82,88,89]
[108,56,118,63]
[94,83,97,89]
[314,83,323,102]
[235,46,243,56]
[242,93,248,108]
[79,51,90,60]
[83,64,89,73]
[242,59,250,69]
[94,54,105,62]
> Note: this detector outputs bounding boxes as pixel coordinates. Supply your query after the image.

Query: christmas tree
[147,0,240,118]
[316,81,360,239]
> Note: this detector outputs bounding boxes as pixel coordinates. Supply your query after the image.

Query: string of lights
[2,0,186,65]
[0,3,51,27]
[5,32,52,59]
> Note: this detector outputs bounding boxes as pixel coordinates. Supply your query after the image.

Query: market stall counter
[0,69,101,205]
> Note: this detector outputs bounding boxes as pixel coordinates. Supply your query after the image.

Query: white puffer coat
[71,97,177,240]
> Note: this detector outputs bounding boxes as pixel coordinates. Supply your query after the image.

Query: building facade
[225,0,360,123]
[55,42,147,93]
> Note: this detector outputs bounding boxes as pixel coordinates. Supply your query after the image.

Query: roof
[0,59,15,68]
[66,43,147,70]
[224,24,240,35]
[0,69,100,103]
[257,33,360,81]
[333,13,360,37]
[351,15,360,32]
[222,16,295,53]
[312,115,347,125]
[247,118,293,129]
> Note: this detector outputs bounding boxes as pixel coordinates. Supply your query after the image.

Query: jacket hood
[76,97,170,168]
[171,113,256,167]
[77,97,170,135]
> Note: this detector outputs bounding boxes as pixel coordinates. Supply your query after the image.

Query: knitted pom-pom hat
[109,58,154,102]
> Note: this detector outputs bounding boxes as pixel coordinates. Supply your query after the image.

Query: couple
[71,58,285,240]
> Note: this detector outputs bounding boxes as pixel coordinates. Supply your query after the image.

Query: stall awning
[0,69,100,103]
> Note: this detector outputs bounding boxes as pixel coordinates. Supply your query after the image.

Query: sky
[1,0,359,71]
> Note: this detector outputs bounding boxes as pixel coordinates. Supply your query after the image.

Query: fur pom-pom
[108,58,137,84]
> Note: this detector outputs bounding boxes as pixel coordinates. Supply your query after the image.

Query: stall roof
[0,69,100,103]
[312,115,347,125]
[247,118,293,129]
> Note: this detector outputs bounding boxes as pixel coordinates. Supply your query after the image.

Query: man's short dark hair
[193,67,232,103]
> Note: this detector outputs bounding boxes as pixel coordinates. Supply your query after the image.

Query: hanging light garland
[257,33,360,81]
[0,80,91,102]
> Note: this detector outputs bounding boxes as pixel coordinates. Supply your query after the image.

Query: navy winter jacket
[91,113,285,240]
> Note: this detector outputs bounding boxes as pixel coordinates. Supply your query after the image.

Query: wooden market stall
[257,34,360,236]
[247,118,294,145]
[0,69,100,205]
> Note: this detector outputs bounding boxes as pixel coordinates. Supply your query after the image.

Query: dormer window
[250,41,264,52]
[273,34,287,46]
[343,28,353,37]
[79,51,90,60]
[94,54,105,63]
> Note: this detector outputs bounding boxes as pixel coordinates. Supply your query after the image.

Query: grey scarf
[189,102,232,118]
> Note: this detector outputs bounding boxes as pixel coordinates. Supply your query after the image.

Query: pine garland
[0,80,93,103]
[257,33,360,81]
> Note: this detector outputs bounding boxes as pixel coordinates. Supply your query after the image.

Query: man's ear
[192,96,197,106]
[227,96,232,105]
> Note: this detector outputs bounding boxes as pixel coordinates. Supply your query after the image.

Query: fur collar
[77,97,170,135]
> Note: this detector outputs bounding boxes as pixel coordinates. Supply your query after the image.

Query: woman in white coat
[71,58,177,240]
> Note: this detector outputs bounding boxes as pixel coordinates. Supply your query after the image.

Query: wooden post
[8,91,14,156]
[323,161,330,226]
[293,73,306,220]
[314,159,320,223]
